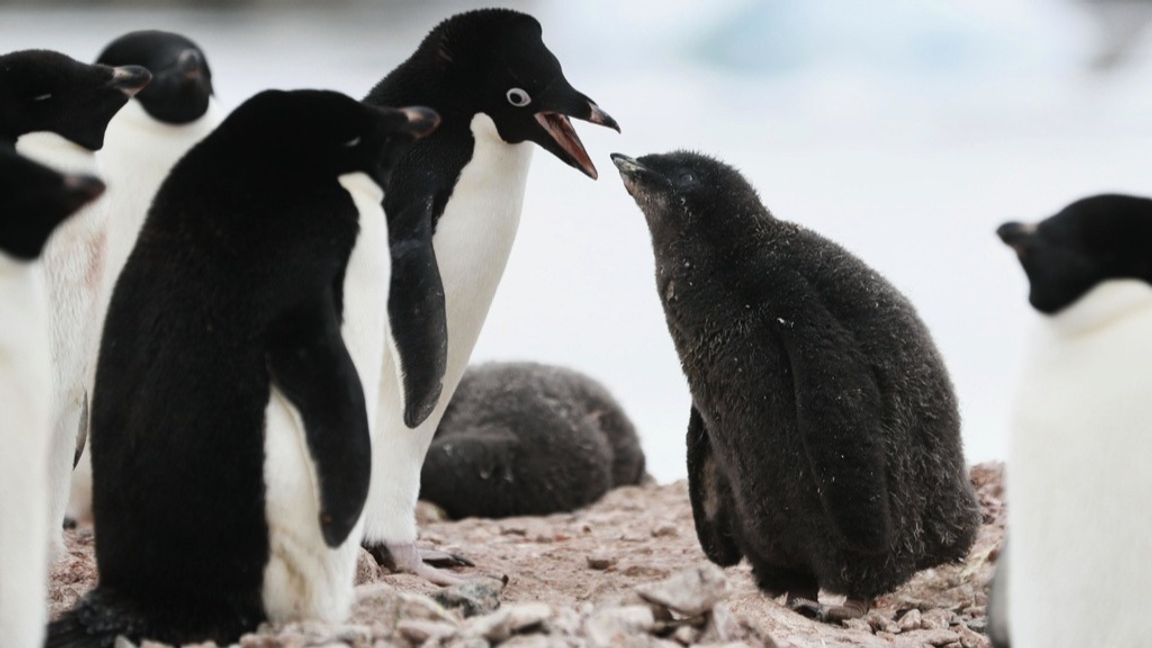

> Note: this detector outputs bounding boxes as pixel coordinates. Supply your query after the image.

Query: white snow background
[4,0,1151,482]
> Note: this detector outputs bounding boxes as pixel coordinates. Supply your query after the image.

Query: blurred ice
[4,0,1150,482]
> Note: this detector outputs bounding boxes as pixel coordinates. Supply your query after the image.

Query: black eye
[506,87,531,108]
[679,173,696,184]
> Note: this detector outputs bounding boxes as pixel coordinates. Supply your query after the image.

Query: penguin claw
[822,598,871,624]
[368,542,477,586]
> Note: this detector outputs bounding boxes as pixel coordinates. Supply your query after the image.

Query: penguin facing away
[47,90,439,647]
[66,29,223,528]
[995,194,1152,648]
[420,361,646,519]
[0,49,151,560]
[0,143,104,648]
[612,151,980,622]
[360,8,618,583]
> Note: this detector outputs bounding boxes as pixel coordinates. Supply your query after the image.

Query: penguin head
[214,89,438,188]
[96,30,214,125]
[612,150,763,241]
[0,144,104,261]
[413,9,618,178]
[0,49,151,150]
[998,194,1152,314]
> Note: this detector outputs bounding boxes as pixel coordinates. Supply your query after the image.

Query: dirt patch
[50,463,1005,647]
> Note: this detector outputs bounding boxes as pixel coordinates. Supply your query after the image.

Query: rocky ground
[50,463,1005,648]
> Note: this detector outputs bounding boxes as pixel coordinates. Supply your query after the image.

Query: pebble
[465,603,552,642]
[587,554,618,570]
[635,565,727,617]
[672,624,699,645]
[584,605,656,648]
[397,619,457,643]
[432,577,506,617]
[921,609,955,630]
[651,524,679,538]
[900,628,963,646]
[897,608,923,632]
[866,611,900,634]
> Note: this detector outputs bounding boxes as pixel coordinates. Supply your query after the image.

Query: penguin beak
[108,65,152,97]
[398,106,441,138]
[997,221,1035,253]
[610,152,663,197]
[533,83,619,180]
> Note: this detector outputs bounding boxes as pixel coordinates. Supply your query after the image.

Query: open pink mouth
[535,111,597,179]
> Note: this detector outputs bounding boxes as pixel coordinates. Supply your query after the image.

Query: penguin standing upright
[995,194,1152,648]
[66,30,222,527]
[0,144,104,648]
[360,8,618,582]
[47,90,440,647]
[0,49,151,558]
[612,151,980,622]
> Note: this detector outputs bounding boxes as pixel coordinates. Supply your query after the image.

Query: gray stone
[635,565,727,617]
[465,603,552,642]
[433,577,507,617]
[584,605,656,648]
[586,554,618,570]
[897,608,923,632]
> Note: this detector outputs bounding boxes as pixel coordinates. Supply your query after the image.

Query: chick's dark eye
[679,173,696,184]
[506,87,531,107]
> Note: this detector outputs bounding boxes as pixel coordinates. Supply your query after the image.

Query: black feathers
[617,150,980,604]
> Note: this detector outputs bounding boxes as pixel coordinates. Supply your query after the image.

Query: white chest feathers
[1007,279,1152,647]
[433,112,533,379]
[0,255,52,648]
[260,172,387,625]
[96,97,222,295]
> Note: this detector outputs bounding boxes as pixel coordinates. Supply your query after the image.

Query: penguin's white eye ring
[343,136,361,148]
[506,87,531,108]
[32,93,52,102]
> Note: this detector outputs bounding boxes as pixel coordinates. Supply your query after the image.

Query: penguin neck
[103,96,221,140]
[432,112,533,382]
[1044,279,1152,337]
[14,131,97,175]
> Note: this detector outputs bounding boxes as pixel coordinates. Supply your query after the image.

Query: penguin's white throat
[1044,279,1152,336]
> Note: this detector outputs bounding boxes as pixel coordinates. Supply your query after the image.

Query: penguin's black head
[0,49,151,150]
[96,30,214,125]
[217,89,439,188]
[403,8,618,178]
[612,150,764,240]
[998,194,1152,314]
[0,144,105,261]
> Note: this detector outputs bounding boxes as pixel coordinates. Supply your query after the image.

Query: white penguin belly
[15,132,102,560]
[1007,279,1152,647]
[260,172,387,623]
[68,98,223,525]
[0,257,53,648]
[364,113,533,544]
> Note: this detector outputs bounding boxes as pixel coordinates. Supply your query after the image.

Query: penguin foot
[367,542,475,586]
[822,598,870,623]
[785,594,823,619]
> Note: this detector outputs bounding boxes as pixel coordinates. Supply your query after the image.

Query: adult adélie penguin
[361,8,619,583]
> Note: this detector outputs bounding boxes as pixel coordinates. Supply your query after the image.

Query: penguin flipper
[386,196,448,429]
[686,405,743,566]
[266,293,371,548]
[778,306,892,554]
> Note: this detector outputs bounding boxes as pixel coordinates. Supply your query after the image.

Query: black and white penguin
[612,151,980,622]
[994,194,1152,647]
[0,49,151,559]
[66,30,223,528]
[359,8,619,583]
[420,361,646,519]
[47,90,439,647]
[0,143,103,648]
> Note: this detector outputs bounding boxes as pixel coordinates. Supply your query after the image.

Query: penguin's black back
[78,90,373,646]
[420,362,646,519]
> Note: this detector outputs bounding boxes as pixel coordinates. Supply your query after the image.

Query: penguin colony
[0,7,1126,648]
